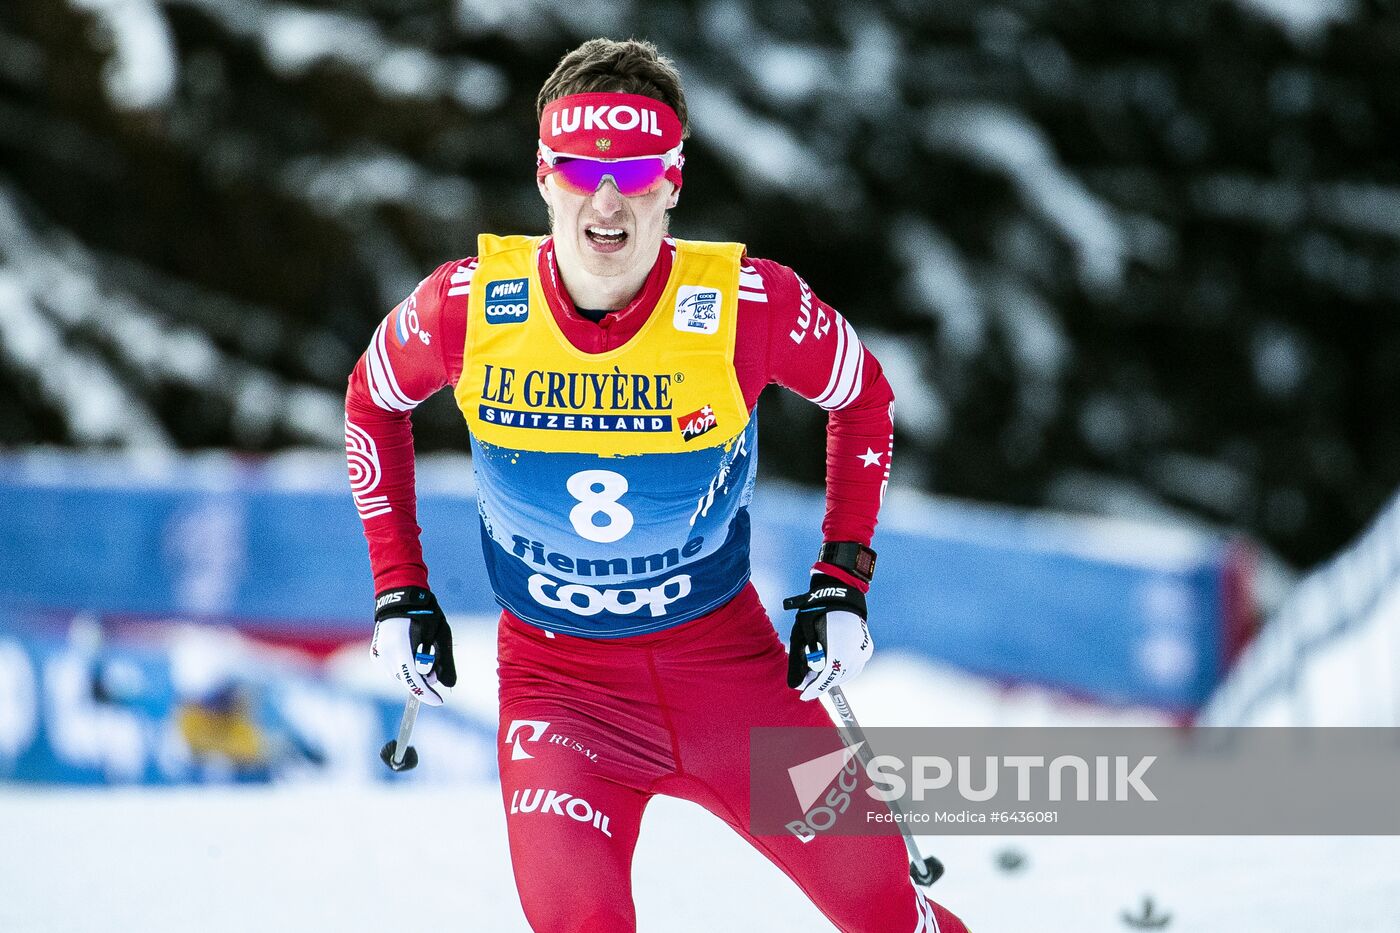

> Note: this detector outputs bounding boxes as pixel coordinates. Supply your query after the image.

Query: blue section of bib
[480,509,752,637]
[470,419,758,636]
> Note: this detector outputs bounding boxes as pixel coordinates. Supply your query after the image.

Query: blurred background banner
[0,609,498,785]
[0,451,1243,715]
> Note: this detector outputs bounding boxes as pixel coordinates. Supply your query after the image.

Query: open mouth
[585,225,628,251]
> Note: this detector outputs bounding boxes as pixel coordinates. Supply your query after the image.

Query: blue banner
[0,453,1236,711]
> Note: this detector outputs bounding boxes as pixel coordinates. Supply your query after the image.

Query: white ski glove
[783,575,874,701]
[370,586,457,706]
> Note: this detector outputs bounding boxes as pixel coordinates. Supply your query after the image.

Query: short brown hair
[537,39,689,139]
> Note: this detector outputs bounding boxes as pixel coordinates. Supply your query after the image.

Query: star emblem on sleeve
[858,448,883,468]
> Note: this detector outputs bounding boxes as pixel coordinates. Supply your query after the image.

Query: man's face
[539,173,679,284]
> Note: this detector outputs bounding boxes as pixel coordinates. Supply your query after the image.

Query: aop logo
[678,404,717,442]
[485,278,529,324]
[505,720,549,761]
[527,573,691,618]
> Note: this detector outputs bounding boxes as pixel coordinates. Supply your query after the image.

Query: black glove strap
[817,541,877,584]
[782,573,867,618]
[374,585,439,621]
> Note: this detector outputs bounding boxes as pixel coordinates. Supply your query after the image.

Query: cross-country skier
[347,37,969,933]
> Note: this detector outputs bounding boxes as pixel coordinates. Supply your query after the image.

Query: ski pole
[826,685,945,886]
[380,643,440,772]
[380,695,421,772]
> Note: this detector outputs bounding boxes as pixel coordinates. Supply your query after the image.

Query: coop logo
[509,788,613,837]
[527,573,692,618]
[679,404,717,442]
[674,286,721,334]
[785,743,865,843]
[484,278,529,324]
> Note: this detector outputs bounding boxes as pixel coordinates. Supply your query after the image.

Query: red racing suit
[347,237,968,932]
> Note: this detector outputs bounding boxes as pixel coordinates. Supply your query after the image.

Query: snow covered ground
[2,782,1398,932]
[4,623,1399,931]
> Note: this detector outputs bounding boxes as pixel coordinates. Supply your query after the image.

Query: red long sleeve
[739,260,895,588]
[345,258,470,592]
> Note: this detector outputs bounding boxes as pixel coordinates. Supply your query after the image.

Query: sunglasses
[539,141,683,197]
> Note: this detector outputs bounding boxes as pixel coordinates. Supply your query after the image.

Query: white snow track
[1,783,1397,931]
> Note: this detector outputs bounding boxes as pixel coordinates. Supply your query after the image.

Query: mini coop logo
[484,278,530,324]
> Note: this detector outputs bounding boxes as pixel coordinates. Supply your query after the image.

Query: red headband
[537,92,685,191]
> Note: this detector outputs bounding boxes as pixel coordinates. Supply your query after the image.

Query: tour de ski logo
[674,286,721,334]
[484,277,530,324]
[679,404,718,442]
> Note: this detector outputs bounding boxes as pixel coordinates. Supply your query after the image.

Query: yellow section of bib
[455,235,748,456]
